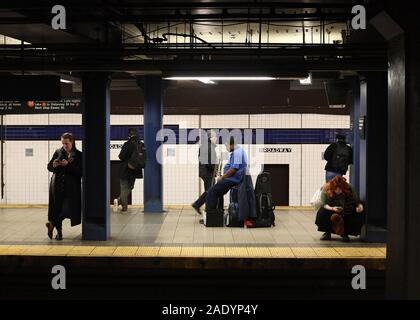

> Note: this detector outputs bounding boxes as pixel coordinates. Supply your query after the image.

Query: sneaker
[121,206,128,212]
[341,235,350,242]
[320,232,331,241]
[191,203,202,215]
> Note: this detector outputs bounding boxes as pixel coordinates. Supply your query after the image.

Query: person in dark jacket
[315,176,365,242]
[46,132,82,241]
[324,134,353,182]
[192,130,218,216]
[116,128,145,212]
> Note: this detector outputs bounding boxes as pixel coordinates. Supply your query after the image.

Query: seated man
[205,136,248,212]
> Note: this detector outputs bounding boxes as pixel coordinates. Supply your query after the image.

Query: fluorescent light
[299,73,312,85]
[60,78,75,84]
[164,76,277,81]
[198,78,216,84]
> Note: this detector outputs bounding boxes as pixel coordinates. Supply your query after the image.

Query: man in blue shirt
[205,136,248,211]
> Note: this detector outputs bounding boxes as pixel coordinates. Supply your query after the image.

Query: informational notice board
[0,98,82,114]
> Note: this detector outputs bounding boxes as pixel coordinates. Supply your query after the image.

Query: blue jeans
[205,179,237,210]
[326,171,343,182]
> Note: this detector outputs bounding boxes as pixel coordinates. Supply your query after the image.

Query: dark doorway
[110,160,131,205]
[263,164,289,206]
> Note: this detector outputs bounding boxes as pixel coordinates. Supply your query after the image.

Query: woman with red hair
[315,176,364,242]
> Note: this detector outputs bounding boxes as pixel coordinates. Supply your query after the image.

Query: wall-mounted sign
[260,148,292,153]
[110,144,123,149]
[0,98,81,114]
[167,148,176,157]
[25,148,34,157]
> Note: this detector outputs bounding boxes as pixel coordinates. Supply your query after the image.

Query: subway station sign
[0,98,81,114]
[260,148,292,153]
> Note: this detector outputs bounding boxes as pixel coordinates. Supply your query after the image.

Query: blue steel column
[82,73,111,240]
[137,76,164,213]
[350,77,361,193]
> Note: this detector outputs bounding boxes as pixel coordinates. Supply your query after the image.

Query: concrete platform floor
[0,207,386,258]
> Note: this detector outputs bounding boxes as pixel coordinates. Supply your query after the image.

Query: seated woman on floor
[315,176,364,242]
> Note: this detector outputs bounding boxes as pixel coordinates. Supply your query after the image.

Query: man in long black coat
[47,133,82,240]
[117,128,144,212]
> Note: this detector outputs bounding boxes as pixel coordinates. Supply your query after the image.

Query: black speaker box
[0,75,61,101]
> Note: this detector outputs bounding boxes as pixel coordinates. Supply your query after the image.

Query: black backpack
[331,143,350,173]
[128,141,146,171]
[247,172,276,228]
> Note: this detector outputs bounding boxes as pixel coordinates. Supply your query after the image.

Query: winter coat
[47,147,82,227]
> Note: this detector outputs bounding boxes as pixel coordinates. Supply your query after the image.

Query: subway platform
[0,207,386,299]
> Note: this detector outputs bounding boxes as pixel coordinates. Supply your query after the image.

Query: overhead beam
[0,1,364,10]
[0,43,387,57]
[0,13,353,24]
[0,58,387,73]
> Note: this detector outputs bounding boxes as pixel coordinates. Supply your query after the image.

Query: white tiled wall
[0,113,351,205]
[4,141,49,204]
[4,114,49,125]
[302,114,350,129]
[164,115,199,128]
[110,115,143,125]
[49,114,82,125]
[250,114,302,128]
[201,114,250,128]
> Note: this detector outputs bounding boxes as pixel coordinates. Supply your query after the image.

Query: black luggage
[205,197,224,227]
[205,208,224,227]
[247,171,276,228]
[225,189,244,228]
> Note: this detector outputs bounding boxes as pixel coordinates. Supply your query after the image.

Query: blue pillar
[137,76,164,213]
[82,73,111,240]
[350,77,361,193]
[357,73,388,243]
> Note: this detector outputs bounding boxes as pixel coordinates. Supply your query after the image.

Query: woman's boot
[55,229,63,241]
[45,222,54,239]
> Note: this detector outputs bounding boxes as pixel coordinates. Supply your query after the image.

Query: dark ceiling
[1,1,385,114]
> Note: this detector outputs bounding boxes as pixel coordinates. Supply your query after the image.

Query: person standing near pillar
[46,133,82,240]
[324,134,353,182]
[192,130,218,216]
[115,128,146,212]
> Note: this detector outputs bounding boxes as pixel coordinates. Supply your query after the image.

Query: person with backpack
[323,134,353,182]
[115,128,146,212]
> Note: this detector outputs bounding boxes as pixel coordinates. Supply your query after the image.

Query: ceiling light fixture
[60,78,75,84]
[164,76,278,82]
[299,73,312,85]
